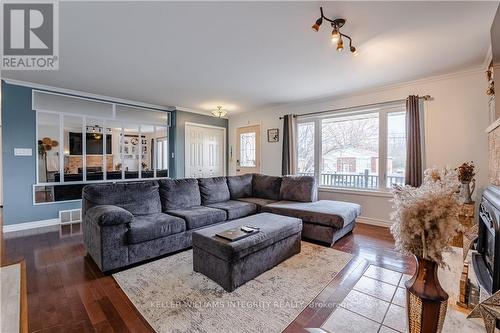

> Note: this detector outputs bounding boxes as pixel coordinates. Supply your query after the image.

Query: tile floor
[321,265,412,333]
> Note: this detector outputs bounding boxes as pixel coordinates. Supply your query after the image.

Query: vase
[406,256,448,333]
[459,180,475,204]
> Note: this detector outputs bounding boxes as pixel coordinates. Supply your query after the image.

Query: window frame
[297,103,407,192]
[33,91,171,205]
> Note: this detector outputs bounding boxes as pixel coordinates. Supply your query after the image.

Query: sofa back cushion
[226,174,253,199]
[252,174,282,200]
[82,181,161,216]
[280,176,318,202]
[158,178,201,210]
[198,177,230,204]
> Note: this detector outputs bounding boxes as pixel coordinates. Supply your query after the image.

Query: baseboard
[356,216,392,228]
[3,218,60,233]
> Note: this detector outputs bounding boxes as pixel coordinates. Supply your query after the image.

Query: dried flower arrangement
[390,167,462,267]
[456,161,475,183]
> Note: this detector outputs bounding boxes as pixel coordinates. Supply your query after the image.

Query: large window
[297,122,315,175]
[297,104,407,190]
[33,91,170,204]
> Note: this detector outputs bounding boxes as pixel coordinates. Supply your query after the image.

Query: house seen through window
[297,105,407,190]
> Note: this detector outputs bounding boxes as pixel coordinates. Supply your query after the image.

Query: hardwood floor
[1,223,414,333]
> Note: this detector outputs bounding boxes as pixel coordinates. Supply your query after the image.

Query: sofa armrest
[83,205,131,271]
[86,205,133,226]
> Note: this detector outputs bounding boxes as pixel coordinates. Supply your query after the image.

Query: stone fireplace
[488,120,500,186]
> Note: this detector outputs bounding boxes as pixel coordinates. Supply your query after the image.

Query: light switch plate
[14,148,32,156]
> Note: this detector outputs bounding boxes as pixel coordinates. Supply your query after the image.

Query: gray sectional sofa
[82,174,361,272]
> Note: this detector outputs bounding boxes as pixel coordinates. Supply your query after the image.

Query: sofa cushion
[198,177,231,204]
[192,213,302,262]
[252,174,282,200]
[227,174,253,199]
[280,176,318,202]
[127,213,186,244]
[83,181,161,216]
[206,200,257,220]
[237,197,277,212]
[158,178,201,210]
[262,200,361,229]
[167,206,227,230]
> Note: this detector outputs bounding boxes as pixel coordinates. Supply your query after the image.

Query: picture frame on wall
[267,128,279,142]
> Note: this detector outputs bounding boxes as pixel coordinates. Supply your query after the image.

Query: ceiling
[3,1,498,115]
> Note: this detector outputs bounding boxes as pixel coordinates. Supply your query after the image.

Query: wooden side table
[449,202,475,247]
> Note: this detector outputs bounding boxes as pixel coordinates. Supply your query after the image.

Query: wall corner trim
[3,218,60,233]
[356,216,392,228]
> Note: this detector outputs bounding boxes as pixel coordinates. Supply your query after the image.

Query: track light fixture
[312,17,322,31]
[311,7,358,56]
[336,38,344,52]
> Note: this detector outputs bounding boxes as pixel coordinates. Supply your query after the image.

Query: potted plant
[456,161,475,204]
[391,167,462,333]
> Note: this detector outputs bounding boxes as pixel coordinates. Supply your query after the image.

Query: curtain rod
[279,95,431,120]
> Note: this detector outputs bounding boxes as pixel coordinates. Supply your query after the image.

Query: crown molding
[1,78,175,111]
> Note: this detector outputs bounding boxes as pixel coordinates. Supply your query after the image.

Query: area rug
[1,262,22,333]
[113,242,352,333]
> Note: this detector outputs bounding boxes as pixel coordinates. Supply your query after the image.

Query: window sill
[318,186,393,198]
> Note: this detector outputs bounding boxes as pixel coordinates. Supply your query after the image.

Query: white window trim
[318,186,393,198]
[297,103,407,192]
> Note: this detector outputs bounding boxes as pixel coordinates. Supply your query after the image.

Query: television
[69,132,112,155]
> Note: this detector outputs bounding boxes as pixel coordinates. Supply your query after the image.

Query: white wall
[228,69,490,225]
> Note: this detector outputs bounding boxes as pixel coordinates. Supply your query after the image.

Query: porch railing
[298,170,405,189]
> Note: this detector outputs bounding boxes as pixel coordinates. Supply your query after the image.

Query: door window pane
[105,120,123,180]
[38,112,61,183]
[321,113,379,189]
[155,126,168,177]
[85,118,105,181]
[153,126,168,177]
[298,122,315,176]
[123,124,140,179]
[387,111,407,187]
[63,115,83,182]
[140,125,154,178]
[240,132,256,167]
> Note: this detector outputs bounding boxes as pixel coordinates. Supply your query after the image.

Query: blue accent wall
[2,82,81,225]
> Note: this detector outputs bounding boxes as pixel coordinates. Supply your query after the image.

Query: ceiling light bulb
[331,29,340,43]
[336,39,344,51]
[311,17,322,32]
[350,46,359,56]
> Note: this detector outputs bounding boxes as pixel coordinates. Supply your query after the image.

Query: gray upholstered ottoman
[192,213,302,292]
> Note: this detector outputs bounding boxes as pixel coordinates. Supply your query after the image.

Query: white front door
[185,123,226,178]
